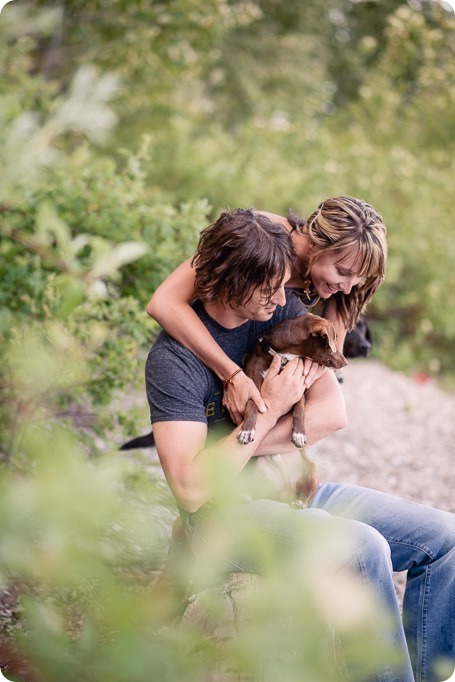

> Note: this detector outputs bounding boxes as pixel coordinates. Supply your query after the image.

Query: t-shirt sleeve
[145,342,210,425]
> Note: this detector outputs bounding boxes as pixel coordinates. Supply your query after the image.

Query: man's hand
[223,356,326,424]
[261,355,306,418]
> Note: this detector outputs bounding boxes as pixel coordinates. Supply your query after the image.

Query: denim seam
[419,564,431,682]
[387,537,435,562]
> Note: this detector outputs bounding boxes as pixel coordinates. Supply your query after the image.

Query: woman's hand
[223,371,267,425]
[302,358,327,389]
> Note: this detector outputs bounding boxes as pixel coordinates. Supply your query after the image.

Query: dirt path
[310,359,455,513]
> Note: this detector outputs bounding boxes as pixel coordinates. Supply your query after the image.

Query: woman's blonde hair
[288,196,387,329]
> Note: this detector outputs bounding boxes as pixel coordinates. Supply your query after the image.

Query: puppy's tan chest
[261,347,299,378]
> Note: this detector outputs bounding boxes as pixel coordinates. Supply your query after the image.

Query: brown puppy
[238,312,347,448]
[238,313,347,506]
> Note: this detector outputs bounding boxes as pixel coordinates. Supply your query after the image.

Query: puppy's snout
[328,352,348,369]
[359,342,371,357]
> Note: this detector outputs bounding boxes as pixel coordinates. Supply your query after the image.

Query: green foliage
[0,422,178,681]
[0,8,211,449]
[3,2,452,385]
[0,1,454,677]
[135,2,455,380]
[0,418,399,681]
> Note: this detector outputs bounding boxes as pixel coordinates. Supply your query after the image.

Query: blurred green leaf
[90,241,148,280]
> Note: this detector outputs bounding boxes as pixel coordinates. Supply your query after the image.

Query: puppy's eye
[310,331,327,344]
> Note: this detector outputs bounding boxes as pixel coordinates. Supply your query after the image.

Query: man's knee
[430,511,455,559]
[350,521,393,575]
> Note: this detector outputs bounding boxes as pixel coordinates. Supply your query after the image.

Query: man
[146,209,454,682]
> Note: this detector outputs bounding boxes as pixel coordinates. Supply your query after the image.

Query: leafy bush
[0,410,401,682]
[1,3,454,678]
[135,3,455,380]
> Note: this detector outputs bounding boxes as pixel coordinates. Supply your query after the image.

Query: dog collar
[258,337,299,369]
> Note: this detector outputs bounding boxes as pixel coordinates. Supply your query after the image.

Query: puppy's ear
[326,331,337,353]
[310,330,337,353]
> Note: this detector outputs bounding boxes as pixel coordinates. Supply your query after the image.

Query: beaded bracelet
[222,368,243,390]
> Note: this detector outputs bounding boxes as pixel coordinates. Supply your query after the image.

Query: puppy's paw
[290,499,306,510]
[238,429,256,444]
[292,431,307,448]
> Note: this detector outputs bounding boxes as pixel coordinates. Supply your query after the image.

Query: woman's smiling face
[309,248,364,299]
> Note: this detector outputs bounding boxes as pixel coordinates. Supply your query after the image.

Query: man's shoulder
[149,329,185,354]
[148,330,205,368]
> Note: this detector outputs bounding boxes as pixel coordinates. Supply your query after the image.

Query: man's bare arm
[154,358,346,511]
[153,355,307,512]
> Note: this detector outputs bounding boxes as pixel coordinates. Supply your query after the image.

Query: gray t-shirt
[145,290,306,433]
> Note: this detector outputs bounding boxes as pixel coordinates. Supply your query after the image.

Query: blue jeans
[183,483,455,682]
[311,483,455,682]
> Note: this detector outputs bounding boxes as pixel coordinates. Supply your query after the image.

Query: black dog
[343,314,372,358]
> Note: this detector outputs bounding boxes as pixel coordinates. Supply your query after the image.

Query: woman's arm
[147,259,235,378]
[147,259,266,422]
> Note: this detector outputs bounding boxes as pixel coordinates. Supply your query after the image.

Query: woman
[147,196,387,424]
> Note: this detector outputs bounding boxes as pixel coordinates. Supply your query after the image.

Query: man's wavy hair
[192,208,295,306]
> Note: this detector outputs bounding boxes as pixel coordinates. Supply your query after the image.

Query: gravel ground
[310,359,455,513]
